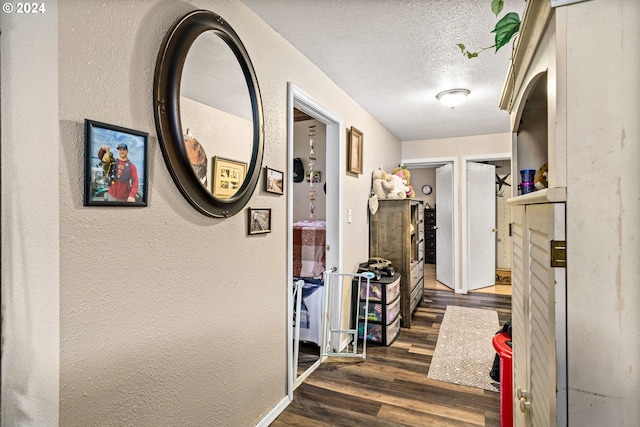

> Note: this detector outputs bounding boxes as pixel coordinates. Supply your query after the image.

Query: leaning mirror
[154,10,264,217]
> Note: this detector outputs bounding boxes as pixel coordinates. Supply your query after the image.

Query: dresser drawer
[410,277,424,312]
[410,260,424,287]
[425,229,436,241]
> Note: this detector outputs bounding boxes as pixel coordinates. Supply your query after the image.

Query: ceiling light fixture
[436,88,470,109]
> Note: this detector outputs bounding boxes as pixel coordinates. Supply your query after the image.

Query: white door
[435,164,454,288]
[467,162,496,291]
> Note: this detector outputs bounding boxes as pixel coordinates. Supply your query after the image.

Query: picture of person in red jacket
[106,142,139,202]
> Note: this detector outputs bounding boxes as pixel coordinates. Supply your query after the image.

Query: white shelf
[507,187,566,206]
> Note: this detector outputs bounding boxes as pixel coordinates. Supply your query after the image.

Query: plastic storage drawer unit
[352,273,402,346]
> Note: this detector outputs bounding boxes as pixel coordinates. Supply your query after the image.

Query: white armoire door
[467,161,496,291]
[511,203,567,427]
[435,163,454,288]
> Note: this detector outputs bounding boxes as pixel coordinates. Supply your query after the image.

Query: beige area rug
[428,305,500,392]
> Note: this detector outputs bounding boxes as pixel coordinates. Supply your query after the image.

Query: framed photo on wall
[212,156,247,199]
[248,207,271,234]
[348,126,363,174]
[265,166,284,195]
[84,119,148,207]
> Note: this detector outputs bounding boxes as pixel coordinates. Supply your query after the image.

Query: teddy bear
[370,168,403,214]
[385,173,409,199]
[371,168,392,200]
[392,166,415,198]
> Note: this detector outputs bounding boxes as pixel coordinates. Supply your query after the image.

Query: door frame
[401,156,460,292]
[286,83,344,399]
[461,153,511,292]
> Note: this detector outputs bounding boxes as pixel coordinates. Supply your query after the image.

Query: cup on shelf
[519,169,536,183]
[519,182,535,195]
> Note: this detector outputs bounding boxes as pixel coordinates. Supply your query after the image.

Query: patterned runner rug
[428,305,500,391]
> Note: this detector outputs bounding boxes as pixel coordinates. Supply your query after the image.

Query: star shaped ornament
[496,173,511,197]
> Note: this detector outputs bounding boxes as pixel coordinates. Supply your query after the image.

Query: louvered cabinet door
[512,203,567,427]
[511,206,529,427]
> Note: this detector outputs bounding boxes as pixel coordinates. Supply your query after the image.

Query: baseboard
[255,395,290,427]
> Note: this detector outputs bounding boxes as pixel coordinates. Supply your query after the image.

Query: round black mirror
[154,10,264,218]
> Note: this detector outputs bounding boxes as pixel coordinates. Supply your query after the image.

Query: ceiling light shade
[436,88,470,109]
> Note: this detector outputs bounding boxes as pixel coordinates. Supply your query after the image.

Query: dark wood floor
[272,288,512,427]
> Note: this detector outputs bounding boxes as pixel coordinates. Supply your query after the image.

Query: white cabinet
[511,204,566,426]
[504,1,640,425]
[504,2,568,425]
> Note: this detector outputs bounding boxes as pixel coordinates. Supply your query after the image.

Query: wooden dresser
[369,199,424,328]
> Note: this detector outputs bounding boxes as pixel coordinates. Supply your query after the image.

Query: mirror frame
[154,10,264,218]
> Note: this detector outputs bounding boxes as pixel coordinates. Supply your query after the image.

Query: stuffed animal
[371,168,393,199]
[534,162,548,190]
[385,173,409,199]
[392,167,415,198]
[369,169,387,214]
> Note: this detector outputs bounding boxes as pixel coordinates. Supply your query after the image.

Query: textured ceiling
[242,0,526,141]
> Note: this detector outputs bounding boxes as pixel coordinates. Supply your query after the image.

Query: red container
[492,332,513,427]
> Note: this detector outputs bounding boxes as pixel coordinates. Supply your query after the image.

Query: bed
[292,220,327,345]
[293,220,326,279]
[293,277,325,346]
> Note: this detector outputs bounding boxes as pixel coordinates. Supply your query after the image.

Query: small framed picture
[265,166,284,195]
[212,156,247,199]
[348,126,363,175]
[248,207,271,234]
[84,119,148,207]
[306,170,321,183]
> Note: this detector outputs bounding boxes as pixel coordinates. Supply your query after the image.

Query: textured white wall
[1,2,60,425]
[564,1,640,424]
[0,0,400,425]
[402,132,511,160]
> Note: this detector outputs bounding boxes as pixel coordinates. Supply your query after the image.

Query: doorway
[286,84,343,398]
[402,158,460,292]
[462,154,511,293]
[291,112,325,383]
[403,154,512,294]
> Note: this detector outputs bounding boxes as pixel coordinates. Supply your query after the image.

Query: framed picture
[84,119,148,207]
[348,126,363,174]
[265,166,284,195]
[248,207,271,234]
[212,156,247,199]
[306,170,321,183]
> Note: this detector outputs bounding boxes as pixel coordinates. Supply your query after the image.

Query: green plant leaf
[492,12,520,52]
[457,43,466,52]
[491,0,504,16]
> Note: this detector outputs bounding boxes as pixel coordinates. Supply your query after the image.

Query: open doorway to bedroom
[291,110,326,382]
[287,84,343,397]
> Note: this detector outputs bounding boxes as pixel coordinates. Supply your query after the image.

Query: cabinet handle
[492,228,498,233]
[516,387,531,413]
